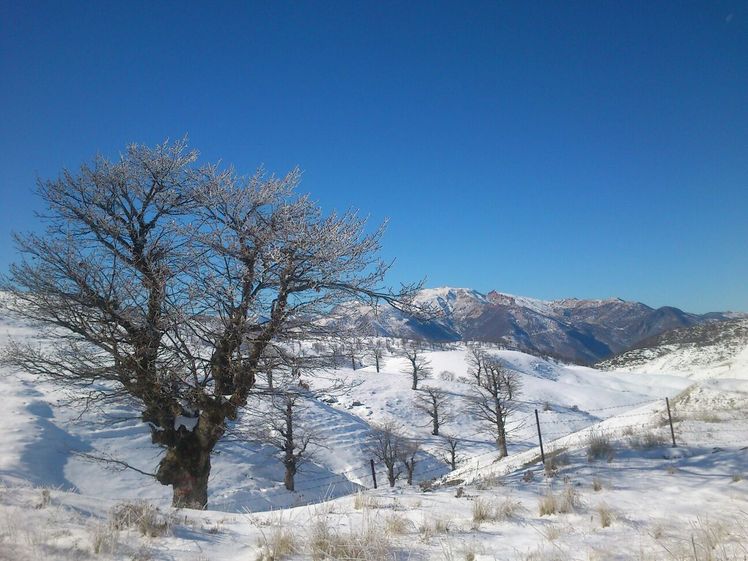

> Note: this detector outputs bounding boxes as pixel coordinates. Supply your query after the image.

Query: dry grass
[538,490,557,517]
[591,477,603,492]
[627,430,666,449]
[384,513,412,536]
[586,431,614,462]
[471,496,524,525]
[309,515,395,561]
[471,498,492,522]
[419,513,451,541]
[539,481,580,516]
[353,491,380,511]
[596,503,613,528]
[255,524,297,561]
[90,523,120,555]
[109,501,173,537]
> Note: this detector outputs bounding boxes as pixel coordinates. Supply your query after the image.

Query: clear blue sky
[1,1,746,313]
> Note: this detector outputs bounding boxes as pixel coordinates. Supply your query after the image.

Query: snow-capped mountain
[340,286,742,364]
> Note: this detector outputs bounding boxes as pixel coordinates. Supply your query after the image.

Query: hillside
[1,310,747,560]
[597,318,748,378]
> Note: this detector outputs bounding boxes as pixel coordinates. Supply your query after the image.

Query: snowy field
[1,314,747,560]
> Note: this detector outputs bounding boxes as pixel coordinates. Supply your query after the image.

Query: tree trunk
[432,411,439,436]
[156,430,213,509]
[375,355,380,373]
[412,370,418,390]
[496,418,508,458]
[387,465,396,487]
[284,464,296,491]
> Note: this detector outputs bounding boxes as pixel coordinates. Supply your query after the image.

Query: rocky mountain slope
[341,287,742,364]
[597,318,748,378]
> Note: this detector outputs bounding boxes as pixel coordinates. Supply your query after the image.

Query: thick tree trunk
[153,418,221,509]
[432,412,439,436]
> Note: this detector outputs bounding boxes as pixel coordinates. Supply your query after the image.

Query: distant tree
[468,358,522,458]
[441,434,460,471]
[0,139,419,508]
[414,385,451,436]
[345,337,364,370]
[400,339,432,390]
[369,338,386,373]
[368,421,408,487]
[466,344,485,385]
[400,439,420,485]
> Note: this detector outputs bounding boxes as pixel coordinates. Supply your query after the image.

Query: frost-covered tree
[468,359,522,458]
[1,139,418,508]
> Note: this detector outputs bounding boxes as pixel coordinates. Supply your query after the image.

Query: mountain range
[341,287,745,364]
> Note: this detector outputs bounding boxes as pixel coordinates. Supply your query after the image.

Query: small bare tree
[441,434,460,471]
[413,385,451,436]
[468,359,522,458]
[345,338,364,370]
[400,439,420,485]
[400,339,432,390]
[244,384,316,491]
[368,421,408,487]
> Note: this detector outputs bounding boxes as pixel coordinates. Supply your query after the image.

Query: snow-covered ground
[1,313,747,560]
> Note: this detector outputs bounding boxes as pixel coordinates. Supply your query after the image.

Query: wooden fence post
[666,397,677,448]
[535,409,546,465]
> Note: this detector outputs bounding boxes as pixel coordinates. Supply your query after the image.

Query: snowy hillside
[598,318,748,379]
[1,312,747,560]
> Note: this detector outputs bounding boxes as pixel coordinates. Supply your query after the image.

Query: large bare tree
[1,139,417,508]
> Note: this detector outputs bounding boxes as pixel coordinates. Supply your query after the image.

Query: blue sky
[1,1,746,313]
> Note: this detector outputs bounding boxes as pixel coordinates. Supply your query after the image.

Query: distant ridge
[336,287,744,364]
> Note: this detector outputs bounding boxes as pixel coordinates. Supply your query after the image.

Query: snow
[1,312,747,560]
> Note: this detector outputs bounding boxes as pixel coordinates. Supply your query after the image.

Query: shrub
[440,370,456,382]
